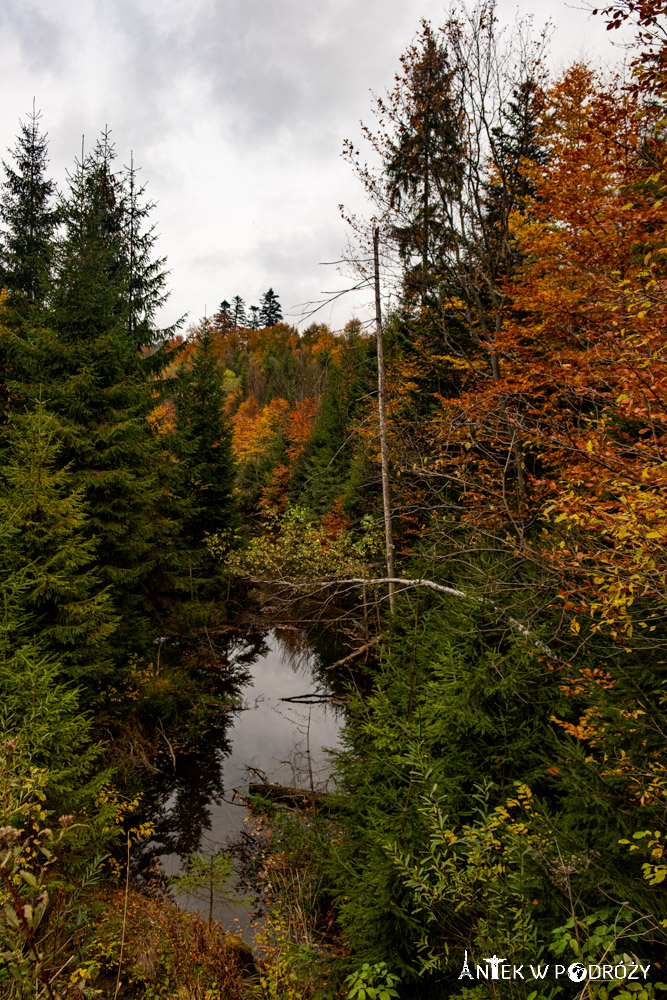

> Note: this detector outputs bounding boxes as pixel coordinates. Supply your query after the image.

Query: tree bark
[374,227,396,613]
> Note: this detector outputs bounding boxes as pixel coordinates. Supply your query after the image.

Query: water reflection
[135,628,344,931]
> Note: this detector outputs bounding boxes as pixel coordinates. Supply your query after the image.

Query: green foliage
[124,153,173,351]
[168,318,238,623]
[0,739,109,999]
[0,439,107,810]
[0,650,101,808]
[259,287,283,328]
[382,21,463,302]
[344,962,401,1000]
[168,850,240,930]
[0,105,58,310]
[175,319,237,546]
[217,505,383,583]
[323,600,664,995]
[289,359,376,517]
[0,401,117,685]
[12,132,174,653]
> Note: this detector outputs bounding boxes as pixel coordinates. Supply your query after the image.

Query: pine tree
[258,288,282,327]
[0,401,117,686]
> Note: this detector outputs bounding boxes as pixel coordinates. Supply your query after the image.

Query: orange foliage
[422,62,667,640]
[321,498,350,539]
[232,396,290,462]
[147,398,176,436]
[259,462,291,516]
[285,397,318,464]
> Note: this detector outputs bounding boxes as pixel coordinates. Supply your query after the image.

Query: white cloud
[0,0,621,332]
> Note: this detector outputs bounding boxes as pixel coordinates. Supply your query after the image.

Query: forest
[0,0,666,998]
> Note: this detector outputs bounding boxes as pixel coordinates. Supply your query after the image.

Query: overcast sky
[0,1,625,333]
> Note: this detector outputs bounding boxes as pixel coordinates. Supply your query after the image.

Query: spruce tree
[0,451,105,811]
[215,299,233,330]
[231,294,246,329]
[16,131,172,653]
[258,288,282,327]
[484,76,545,281]
[0,563,103,809]
[289,363,349,513]
[0,104,58,310]
[124,152,172,352]
[383,23,463,303]
[175,317,236,547]
[0,401,117,686]
[170,318,237,621]
[0,106,58,433]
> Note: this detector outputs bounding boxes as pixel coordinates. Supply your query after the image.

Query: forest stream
[134,628,346,938]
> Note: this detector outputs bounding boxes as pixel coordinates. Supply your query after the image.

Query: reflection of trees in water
[267,629,347,793]
[134,628,346,884]
[133,631,268,878]
[273,626,350,697]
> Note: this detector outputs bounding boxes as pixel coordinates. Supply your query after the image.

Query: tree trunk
[373,227,396,614]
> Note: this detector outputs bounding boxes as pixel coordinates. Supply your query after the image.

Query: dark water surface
[136,628,344,935]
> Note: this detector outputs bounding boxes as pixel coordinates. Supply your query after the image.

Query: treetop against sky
[0,0,623,332]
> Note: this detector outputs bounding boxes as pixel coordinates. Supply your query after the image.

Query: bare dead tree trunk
[374,227,396,613]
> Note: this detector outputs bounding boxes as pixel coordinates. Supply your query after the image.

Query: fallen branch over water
[324,639,380,671]
[335,578,557,658]
[247,782,333,810]
[279,693,343,705]
[239,574,561,661]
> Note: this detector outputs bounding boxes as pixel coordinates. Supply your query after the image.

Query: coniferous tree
[383,22,463,303]
[0,644,102,807]
[289,363,349,512]
[124,152,172,353]
[0,557,104,808]
[171,319,237,620]
[0,402,117,686]
[215,299,233,330]
[483,77,545,281]
[231,295,246,329]
[0,107,58,433]
[0,104,58,310]
[175,318,237,547]
[249,304,260,330]
[258,288,282,327]
[16,131,172,652]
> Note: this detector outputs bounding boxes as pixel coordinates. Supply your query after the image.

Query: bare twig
[113,833,131,1000]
